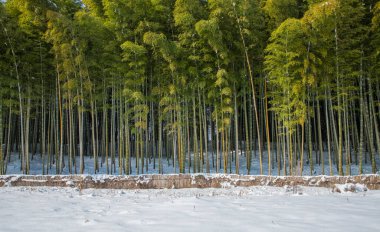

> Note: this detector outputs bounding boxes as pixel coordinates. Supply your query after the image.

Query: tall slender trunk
[3,24,25,174]
[232,4,262,174]
[4,107,12,174]
[215,109,220,173]
[368,78,380,169]
[243,90,250,174]
[57,74,64,174]
[24,92,31,174]
[77,88,84,174]
[125,101,131,175]
[0,98,3,175]
[344,99,351,175]
[335,22,343,176]
[203,92,209,173]
[197,90,203,173]
[91,97,97,174]
[233,83,239,174]
[118,90,124,175]
[365,90,377,173]
[325,90,333,176]
[158,102,163,174]
[300,123,304,176]
[192,95,198,173]
[47,102,51,174]
[282,124,287,176]
[316,98,324,175]
[150,101,157,170]
[264,80,271,175]
[186,102,191,173]
[39,42,45,174]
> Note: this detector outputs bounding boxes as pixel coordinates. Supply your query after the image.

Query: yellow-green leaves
[215,69,227,86]
[195,19,227,60]
[265,18,310,131]
[372,2,380,59]
[121,41,147,61]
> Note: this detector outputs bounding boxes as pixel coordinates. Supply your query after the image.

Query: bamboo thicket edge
[0,174,379,190]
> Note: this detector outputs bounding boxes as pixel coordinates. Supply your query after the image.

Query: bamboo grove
[0,0,379,176]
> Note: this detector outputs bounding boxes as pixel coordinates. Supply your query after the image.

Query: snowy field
[0,185,379,232]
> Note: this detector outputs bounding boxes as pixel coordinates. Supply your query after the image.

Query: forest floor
[0,185,379,232]
[4,151,379,176]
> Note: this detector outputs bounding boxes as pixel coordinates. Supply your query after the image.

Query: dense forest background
[0,0,379,176]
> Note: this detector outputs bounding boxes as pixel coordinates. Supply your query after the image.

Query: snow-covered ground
[0,185,379,232]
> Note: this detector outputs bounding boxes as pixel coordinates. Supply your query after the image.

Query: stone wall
[0,174,379,190]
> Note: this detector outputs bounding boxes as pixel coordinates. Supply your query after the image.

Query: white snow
[0,186,379,232]
[334,183,368,193]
